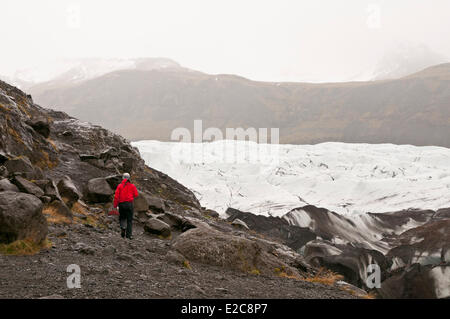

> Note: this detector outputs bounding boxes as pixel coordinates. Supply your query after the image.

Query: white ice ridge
[132,140,450,217]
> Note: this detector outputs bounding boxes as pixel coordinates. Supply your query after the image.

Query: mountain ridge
[28,62,450,147]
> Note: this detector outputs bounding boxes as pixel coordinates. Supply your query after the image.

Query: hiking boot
[126,236,134,240]
[121,228,126,238]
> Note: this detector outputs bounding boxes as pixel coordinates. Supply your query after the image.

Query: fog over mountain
[2,0,450,83]
[371,44,449,80]
[28,60,450,147]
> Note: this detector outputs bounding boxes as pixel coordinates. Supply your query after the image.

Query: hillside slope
[30,63,450,147]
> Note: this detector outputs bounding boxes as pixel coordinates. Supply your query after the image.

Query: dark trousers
[118,201,134,238]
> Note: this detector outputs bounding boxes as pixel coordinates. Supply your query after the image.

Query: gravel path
[0,220,355,299]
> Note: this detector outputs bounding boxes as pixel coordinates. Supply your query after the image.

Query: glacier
[132,140,450,217]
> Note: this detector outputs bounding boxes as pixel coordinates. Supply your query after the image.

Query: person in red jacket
[114,173,139,239]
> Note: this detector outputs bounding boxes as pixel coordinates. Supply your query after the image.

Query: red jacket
[114,179,138,207]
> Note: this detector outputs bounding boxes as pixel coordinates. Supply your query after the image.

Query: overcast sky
[1,0,450,82]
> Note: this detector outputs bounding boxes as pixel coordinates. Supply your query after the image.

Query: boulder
[57,176,81,207]
[0,178,19,192]
[87,177,114,203]
[12,176,45,198]
[0,151,9,165]
[0,191,47,244]
[158,212,196,232]
[44,180,62,202]
[5,156,35,178]
[144,218,171,238]
[26,117,50,138]
[33,179,50,191]
[173,226,300,277]
[0,166,8,178]
[146,195,165,213]
[105,174,123,189]
[45,200,73,218]
[231,218,250,230]
[134,193,149,212]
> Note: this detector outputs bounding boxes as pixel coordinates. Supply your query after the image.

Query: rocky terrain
[228,206,450,299]
[0,79,360,299]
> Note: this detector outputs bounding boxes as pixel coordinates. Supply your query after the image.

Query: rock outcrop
[57,176,82,207]
[0,191,47,244]
[0,179,19,192]
[13,176,45,198]
[144,218,171,238]
[173,225,301,278]
[87,177,114,203]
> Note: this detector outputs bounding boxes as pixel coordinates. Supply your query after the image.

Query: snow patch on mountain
[133,140,450,217]
[4,57,181,87]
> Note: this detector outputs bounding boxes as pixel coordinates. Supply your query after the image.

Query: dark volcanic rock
[134,193,149,212]
[32,179,50,191]
[87,177,114,203]
[5,156,36,179]
[12,176,45,198]
[45,200,73,218]
[146,194,165,213]
[57,176,81,207]
[0,166,8,178]
[104,175,123,190]
[173,226,301,277]
[144,218,171,238]
[0,191,47,244]
[158,212,196,232]
[44,180,62,202]
[0,179,19,192]
[26,117,50,138]
[0,152,9,165]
